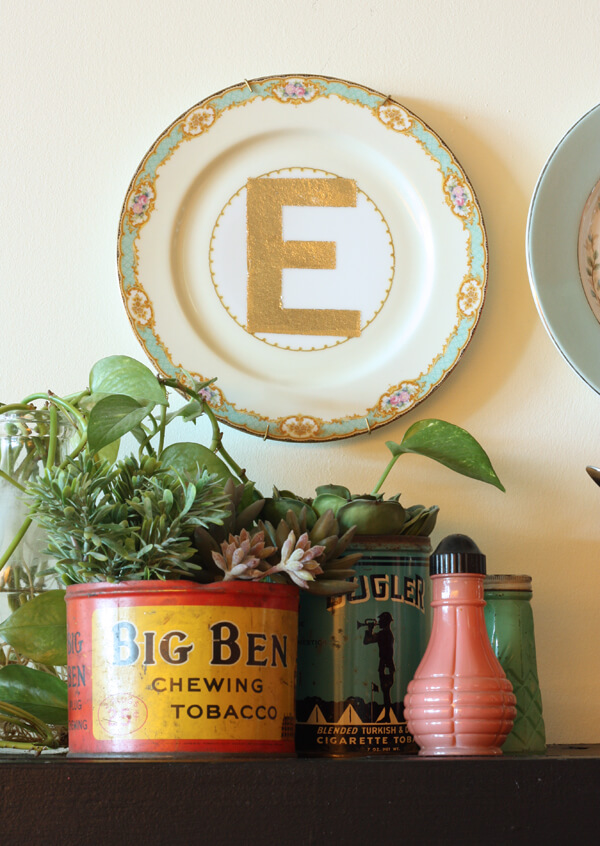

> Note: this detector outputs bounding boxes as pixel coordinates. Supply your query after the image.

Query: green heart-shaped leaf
[386,419,505,491]
[97,438,121,466]
[0,665,68,725]
[160,443,235,484]
[89,355,167,405]
[87,395,154,454]
[0,590,67,665]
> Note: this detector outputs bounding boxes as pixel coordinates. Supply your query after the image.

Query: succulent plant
[211,528,275,581]
[191,501,360,596]
[201,479,264,542]
[192,479,266,582]
[211,527,326,589]
[312,486,440,537]
[262,418,504,537]
[259,531,325,588]
[260,487,317,530]
[258,506,361,596]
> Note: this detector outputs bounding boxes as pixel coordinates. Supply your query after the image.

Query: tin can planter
[65,580,298,756]
[295,536,431,756]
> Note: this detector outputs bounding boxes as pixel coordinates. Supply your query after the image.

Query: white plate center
[205,168,395,351]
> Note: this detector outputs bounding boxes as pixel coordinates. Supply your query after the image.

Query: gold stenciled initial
[246,177,361,337]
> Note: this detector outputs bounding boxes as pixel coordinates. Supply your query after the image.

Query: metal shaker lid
[484,574,532,591]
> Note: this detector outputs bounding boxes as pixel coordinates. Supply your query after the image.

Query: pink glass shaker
[404,534,516,756]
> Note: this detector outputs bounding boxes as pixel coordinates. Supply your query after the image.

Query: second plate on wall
[527,101,600,396]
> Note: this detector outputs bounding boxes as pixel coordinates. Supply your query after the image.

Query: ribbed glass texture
[484,577,546,754]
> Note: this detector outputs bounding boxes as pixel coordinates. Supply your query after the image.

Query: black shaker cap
[430,533,486,575]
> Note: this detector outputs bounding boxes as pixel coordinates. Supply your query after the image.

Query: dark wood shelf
[1,744,598,844]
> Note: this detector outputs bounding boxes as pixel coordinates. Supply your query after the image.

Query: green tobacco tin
[296,536,432,756]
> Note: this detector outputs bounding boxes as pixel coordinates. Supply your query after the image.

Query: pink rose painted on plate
[270,79,321,104]
[381,385,418,412]
[451,185,466,208]
[131,194,149,215]
[445,176,472,218]
[284,82,307,98]
[128,183,155,224]
[388,390,411,407]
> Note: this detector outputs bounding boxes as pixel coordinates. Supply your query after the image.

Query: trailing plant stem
[202,402,248,482]
[0,403,36,415]
[0,469,25,492]
[162,378,249,483]
[371,454,399,496]
[46,404,58,469]
[0,739,48,750]
[0,701,57,748]
[0,516,33,570]
[20,394,87,438]
[157,403,167,456]
[62,389,91,406]
[0,395,90,570]
[136,418,159,458]
[18,393,89,466]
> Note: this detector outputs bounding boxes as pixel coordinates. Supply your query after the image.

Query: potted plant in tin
[0,355,358,755]
[0,354,504,756]
[261,417,504,536]
[184,410,504,757]
[264,419,505,756]
[0,356,237,751]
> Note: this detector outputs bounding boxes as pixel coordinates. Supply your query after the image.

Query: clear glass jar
[0,409,74,641]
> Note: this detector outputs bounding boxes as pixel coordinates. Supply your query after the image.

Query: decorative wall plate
[528,101,600,395]
[118,75,487,441]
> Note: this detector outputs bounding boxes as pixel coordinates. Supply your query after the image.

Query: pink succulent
[261,531,324,589]
[212,529,275,581]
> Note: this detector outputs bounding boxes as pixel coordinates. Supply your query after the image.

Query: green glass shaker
[484,575,546,754]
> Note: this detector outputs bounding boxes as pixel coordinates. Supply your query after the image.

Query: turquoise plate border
[118,75,487,442]
[527,102,600,395]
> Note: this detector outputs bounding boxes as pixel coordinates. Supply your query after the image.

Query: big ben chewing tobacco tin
[295,536,432,756]
[66,581,298,756]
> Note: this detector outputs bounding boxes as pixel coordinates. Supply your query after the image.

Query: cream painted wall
[2,0,600,744]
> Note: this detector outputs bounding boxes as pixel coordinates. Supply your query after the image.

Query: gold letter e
[246,177,361,337]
